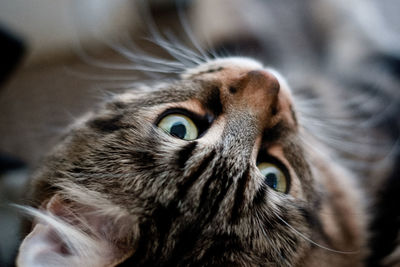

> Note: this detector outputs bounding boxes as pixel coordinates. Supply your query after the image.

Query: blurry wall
[0,0,139,65]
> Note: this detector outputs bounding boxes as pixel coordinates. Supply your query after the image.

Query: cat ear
[17,194,136,267]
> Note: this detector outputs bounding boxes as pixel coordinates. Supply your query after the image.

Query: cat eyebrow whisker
[64,68,138,82]
[147,36,202,67]
[116,33,187,66]
[102,0,198,71]
[274,213,359,255]
[137,1,202,68]
[107,35,202,74]
[176,0,211,62]
[163,30,206,64]
[74,45,183,74]
[105,39,187,70]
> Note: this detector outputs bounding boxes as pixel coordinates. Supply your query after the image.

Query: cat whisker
[359,98,399,128]
[176,0,211,62]
[137,0,201,68]
[295,101,375,126]
[301,128,391,157]
[195,29,219,60]
[298,115,361,132]
[295,104,361,127]
[105,38,188,71]
[164,30,206,64]
[293,78,400,132]
[274,213,359,255]
[146,36,201,68]
[92,84,138,98]
[299,132,396,175]
[63,67,138,82]
[301,120,389,147]
[123,37,201,73]
[299,118,384,144]
[74,44,183,74]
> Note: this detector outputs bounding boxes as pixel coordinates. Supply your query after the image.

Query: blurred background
[0,0,399,266]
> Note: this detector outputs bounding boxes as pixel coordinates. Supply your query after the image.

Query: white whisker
[105,39,187,71]
[63,67,138,82]
[146,36,199,67]
[176,0,210,61]
[275,213,359,255]
[74,45,182,73]
[164,30,205,64]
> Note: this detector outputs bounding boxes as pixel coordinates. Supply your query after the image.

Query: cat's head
[17,57,366,266]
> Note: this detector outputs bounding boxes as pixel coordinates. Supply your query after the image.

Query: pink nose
[245,70,280,96]
[224,69,281,128]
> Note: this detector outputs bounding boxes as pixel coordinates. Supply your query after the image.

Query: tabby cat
[16,0,400,266]
[17,56,368,266]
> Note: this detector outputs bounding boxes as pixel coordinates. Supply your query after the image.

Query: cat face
[18,57,366,266]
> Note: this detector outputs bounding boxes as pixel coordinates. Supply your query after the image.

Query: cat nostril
[229,86,238,94]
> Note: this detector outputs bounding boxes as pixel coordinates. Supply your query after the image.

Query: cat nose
[245,70,280,102]
[246,70,280,94]
[226,69,281,129]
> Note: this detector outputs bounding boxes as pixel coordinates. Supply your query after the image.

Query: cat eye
[157,113,199,140]
[257,162,289,193]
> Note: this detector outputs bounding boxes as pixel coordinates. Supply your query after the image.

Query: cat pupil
[170,123,187,139]
[265,173,278,189]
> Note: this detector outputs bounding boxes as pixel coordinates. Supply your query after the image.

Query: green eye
[157,114,199,140]
[257,162,288,193]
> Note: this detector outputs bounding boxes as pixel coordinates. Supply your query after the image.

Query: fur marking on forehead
[182,57,264,79]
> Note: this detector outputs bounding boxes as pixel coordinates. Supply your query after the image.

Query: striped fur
[18,58,368,266]
[17,0,400,265]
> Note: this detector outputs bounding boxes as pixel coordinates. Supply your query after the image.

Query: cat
[16,56,368,266]
[15,0,400,266]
